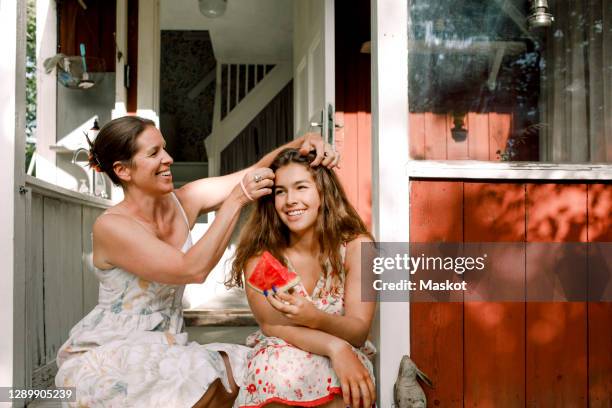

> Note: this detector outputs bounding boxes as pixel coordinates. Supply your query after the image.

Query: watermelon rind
[247,274,301,294]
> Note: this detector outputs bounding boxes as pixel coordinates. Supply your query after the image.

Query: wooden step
[184,308,256,327]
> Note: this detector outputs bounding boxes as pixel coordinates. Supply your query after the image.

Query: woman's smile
[156,169,172,179]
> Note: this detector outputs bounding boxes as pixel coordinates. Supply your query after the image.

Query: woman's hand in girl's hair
[329,340,376,408]
[265,290,322,329]
[298,132,340,169]
[236,168,275,203]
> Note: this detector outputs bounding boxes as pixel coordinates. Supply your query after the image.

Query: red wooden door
[410,181,612,407]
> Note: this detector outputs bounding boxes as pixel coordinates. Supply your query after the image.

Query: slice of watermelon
[247,251,301,294]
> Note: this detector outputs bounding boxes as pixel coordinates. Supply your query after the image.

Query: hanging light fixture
[527,0,554,29]
[198,0,227,18]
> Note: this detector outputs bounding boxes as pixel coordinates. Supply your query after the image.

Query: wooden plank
[410,180,463,407]
[238,64,246,102]
[447,114,469,159]
[334,18,372,228]
[229,64,237,112]
[43,198,84,364]
[525,184,588,407]
[467,113,490,160]
[82,206,102,314]
[26,192,46,390]
[221,64,228,119]
[587,184,612,406]
[336,111,358,207]
[424,113,447,159]
[409,112,426,159]
[464,182,526,407]
[357,110,372,228]
[184,309,256,327]
[489,113,512,160]
[126,0,138,112]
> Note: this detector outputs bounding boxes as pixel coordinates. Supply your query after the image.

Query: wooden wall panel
[587,184,612,406]
[409,113,426,159]
[446,115,469,159]
[424,113,448,159]
[26,193,45,372]
[410,180,609,406]
[525,184,588,407]
[410,181,463,407]
[43,198,84,363]
[489,113,512,160]
[409,112,514,161]
[335,0,371,228]
[82,207,104,314]
[127,0,138,112]
[356,110,372,226]
[464,183,526,407]
[467,113,490,160]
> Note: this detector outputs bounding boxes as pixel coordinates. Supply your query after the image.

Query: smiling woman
[54,116,339,407]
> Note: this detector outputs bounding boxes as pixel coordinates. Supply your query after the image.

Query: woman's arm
[266,236,377,347]
[94,173,271,285]
[176,133,338,224]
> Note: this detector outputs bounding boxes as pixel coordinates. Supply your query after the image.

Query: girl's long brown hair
[227,148,373,288]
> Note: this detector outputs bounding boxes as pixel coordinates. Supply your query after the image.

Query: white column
[0,0,27,400]
[113,0,128,118]
[371,1,410,406]
[136,0,160,125]
[34,0,57,183]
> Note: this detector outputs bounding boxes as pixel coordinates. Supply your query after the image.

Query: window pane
[408,0,612,162]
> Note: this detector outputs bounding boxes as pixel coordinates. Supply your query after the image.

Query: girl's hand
[265,290,322,328]
[298,132,340,169]
[329,340,376,408]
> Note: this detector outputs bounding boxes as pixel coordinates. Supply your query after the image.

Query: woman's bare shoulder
[92,208,150,246]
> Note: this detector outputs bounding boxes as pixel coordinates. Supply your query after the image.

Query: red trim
[240,387,342,408]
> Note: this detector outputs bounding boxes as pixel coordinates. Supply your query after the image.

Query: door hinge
[18,185,29,194]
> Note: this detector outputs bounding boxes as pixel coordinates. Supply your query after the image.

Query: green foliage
[25,0,37,171]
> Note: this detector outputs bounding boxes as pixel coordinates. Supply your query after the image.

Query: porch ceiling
[160,0,292,64]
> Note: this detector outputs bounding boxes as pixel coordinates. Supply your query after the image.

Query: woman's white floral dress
[237,247,376,407]
[55,195,249,407]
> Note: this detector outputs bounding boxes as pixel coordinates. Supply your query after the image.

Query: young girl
[229,148,376,408]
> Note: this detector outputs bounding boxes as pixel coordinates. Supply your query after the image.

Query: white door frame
[371,1,410,406]
[135,0,161,125]
[1,0,27,395]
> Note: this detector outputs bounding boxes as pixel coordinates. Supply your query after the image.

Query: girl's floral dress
[237,246,376,407]
[55,194,250,407]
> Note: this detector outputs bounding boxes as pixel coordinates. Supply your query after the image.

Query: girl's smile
[274,163,321,234]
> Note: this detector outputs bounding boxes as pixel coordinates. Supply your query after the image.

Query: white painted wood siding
[24,177,109,390]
